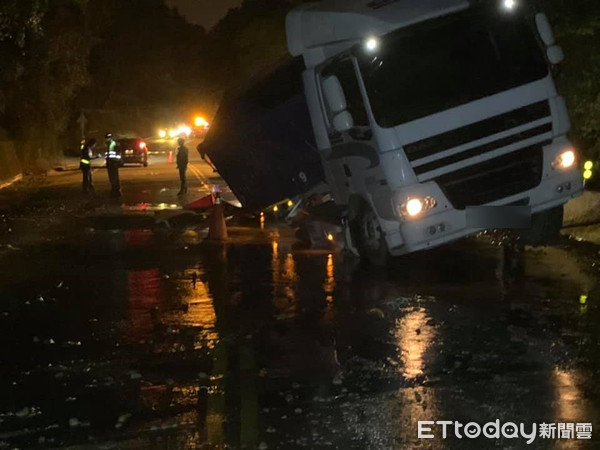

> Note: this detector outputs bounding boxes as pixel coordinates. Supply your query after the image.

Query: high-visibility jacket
[105,140,121,161]
[80,145,93,166]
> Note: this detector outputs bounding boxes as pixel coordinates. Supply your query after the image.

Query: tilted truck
[201,0,584,264]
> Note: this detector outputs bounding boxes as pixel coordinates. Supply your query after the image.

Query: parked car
[118,138,149,166]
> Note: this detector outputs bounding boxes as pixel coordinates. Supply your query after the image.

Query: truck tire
[350,200,390,266]
[518,205,563,246]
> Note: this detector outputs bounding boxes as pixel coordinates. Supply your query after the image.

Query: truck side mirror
[333,111,354,132]
[323,76,347,114]
[535,13,563,65]
[323,75,355,132]
[547,45,564,65]
[535,13,555,46]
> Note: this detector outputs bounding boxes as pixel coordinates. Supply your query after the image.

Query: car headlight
[552,149,576,170]
[399,196,437,218]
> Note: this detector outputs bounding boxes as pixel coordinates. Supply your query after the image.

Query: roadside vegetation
[0,0,598,162]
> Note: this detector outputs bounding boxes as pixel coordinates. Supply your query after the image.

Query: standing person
[105,132,122,198]
[80,138,99,193]
[176,137,189,195]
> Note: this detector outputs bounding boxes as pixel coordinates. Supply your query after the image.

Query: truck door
[318,58,379,203]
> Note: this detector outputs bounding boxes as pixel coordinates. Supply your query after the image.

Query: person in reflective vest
[105,132,122,198]
[80,138,99,193]
[176,137,189,195]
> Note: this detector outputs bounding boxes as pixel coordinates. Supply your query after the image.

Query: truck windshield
[358,8,548,127]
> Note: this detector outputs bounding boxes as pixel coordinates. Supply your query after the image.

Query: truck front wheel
[518,205,564,246]
[350,201,390,266]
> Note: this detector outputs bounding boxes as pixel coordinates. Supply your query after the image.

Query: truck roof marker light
[503,0,517,10]
[365,37,379,52]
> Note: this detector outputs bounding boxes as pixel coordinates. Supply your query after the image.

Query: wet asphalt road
[1,148,600,449]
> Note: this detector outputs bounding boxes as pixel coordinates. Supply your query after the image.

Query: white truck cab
[286,0,583,263]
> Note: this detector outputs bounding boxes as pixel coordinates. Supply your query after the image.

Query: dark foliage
[0,0,598,159]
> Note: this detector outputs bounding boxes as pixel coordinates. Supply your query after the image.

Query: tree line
[545,0,600,156]
[0,0,598,160]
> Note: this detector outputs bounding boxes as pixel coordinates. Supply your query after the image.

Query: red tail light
[139,141,147,150]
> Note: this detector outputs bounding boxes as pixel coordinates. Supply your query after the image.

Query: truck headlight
[400,197,437,218]
[406,199,424,216]
[553,150,576,170]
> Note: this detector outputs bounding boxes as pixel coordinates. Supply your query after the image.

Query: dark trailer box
[200,57,325,212]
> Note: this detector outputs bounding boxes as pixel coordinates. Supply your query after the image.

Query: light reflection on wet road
[0,218,599,449]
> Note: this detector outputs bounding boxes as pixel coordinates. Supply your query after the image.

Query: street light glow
[503,0,517,10]
[195,116,208,127]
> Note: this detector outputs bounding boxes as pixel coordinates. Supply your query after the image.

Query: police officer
[80,138,99,193]
[105,132,122,198]
[176,137,189,195]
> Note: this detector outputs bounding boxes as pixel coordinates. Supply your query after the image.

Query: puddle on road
[0,224,598,448]
[395,308,437,380]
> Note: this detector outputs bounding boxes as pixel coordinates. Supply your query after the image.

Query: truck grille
[401,100,552,209]
[435,143,546,209]
[404,101,551,162]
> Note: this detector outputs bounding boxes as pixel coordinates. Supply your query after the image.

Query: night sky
[167,0,243,29]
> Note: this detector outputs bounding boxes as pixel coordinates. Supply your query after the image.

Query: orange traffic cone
[185,193,215,211]
[207,193,228,241]
[168,151,174,163]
